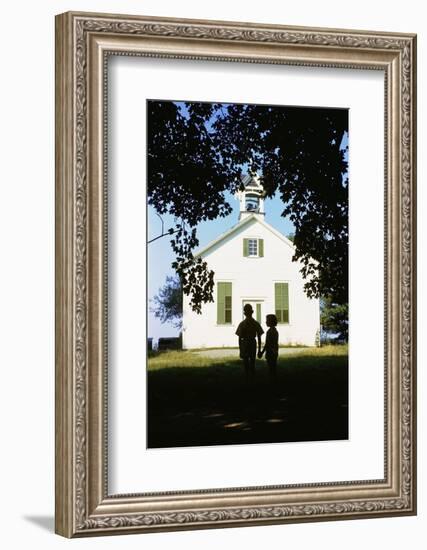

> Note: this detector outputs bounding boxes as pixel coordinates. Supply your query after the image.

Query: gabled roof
[194,214,295,258]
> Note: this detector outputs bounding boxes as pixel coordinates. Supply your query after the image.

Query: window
[225,295,232,323]
[217,282,232,324]
[245,194,259,212]
[243,238,264,257]
[248,238,258,256]
[275,282,289,323]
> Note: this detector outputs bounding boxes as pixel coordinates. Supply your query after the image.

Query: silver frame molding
[55,11,417,538]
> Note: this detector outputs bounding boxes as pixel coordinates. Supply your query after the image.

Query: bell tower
[236,173,265,221]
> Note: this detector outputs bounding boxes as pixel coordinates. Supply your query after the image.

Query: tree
[151,276,183,329]
[148,102,232,313]
[320,296,348,341]
[148,101,348,312]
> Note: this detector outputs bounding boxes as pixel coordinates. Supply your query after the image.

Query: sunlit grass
[147,344,348,371]
[283,344,348,357]
[147,350,236,370]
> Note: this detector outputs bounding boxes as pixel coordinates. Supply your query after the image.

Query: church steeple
[236,173,265,221]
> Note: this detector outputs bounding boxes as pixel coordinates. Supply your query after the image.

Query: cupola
[236,173,265,221]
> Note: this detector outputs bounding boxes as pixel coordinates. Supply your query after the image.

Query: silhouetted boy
[259,314,279,379]
[236,304,264,380]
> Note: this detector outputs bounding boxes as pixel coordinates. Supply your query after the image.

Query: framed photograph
[55,11,417,537]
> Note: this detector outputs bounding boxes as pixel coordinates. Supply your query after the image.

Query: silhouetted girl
[259,314,279,379]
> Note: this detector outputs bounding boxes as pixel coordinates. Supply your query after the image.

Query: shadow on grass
[147,354,348,448]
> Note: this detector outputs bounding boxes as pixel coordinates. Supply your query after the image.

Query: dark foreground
[147,347,348,449]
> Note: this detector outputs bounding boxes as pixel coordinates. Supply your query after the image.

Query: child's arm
[258,329,269,358]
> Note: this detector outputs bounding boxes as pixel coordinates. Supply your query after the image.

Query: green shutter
[275,282,289,324]
[217,283,226,324]
[256,303,261,323]
[217,282,232,324]
[258,238,264,257]
[243,238,249,257]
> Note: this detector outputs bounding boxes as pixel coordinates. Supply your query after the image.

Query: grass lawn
[147,345,348,449]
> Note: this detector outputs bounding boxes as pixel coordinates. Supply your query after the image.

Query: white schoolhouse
[182,175,320,349]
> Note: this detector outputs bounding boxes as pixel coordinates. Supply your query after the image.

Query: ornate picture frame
[55,11,416,537]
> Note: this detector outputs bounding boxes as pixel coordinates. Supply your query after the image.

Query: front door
[242,300,263,324]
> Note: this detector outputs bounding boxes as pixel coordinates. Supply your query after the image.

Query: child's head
[266,314,278,327]
[243,303,254,317]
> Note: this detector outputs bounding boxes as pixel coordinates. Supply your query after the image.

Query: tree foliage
[320,296,348,340]
[151,275,183,328]
[148,101,348,312]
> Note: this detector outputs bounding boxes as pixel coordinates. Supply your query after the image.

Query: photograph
[147,100,349,448]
